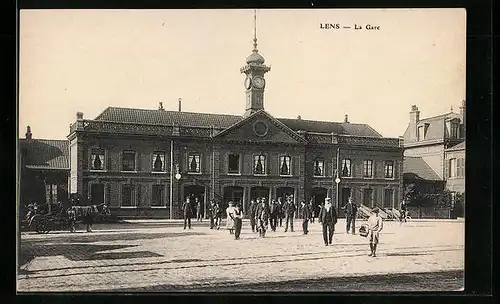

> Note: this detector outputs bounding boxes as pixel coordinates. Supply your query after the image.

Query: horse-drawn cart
[21,202,111,234]
[27,211,72,234]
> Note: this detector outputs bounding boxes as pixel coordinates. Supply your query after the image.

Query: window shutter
[45,184,51,204]
[445,159,449,178]
[107,151,112,171]
[136,184,141,207]
[106,184,111,205]
[136,153,141,171]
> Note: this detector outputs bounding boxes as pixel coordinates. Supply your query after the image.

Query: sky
[19,9,466,140]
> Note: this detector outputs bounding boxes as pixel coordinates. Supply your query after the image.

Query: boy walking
[367,207,384,257]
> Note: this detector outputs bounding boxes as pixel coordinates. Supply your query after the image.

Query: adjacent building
[19,126,70,208]
[66,34,404,219]
[402,101,465,216]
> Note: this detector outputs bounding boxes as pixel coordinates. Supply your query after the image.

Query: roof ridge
[20,138,68,143]
[278,117,369,126]
[419,112,458,121]
[106,106,243,117]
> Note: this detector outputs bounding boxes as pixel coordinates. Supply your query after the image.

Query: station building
[67,36,403,219]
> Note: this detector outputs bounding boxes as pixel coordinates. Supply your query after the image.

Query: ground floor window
[383,189,394,208]
[45,184,58,204]
[151,185,164,207]
[121,185,135,207]
[363,188,374,207]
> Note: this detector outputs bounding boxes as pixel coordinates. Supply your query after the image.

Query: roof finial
[450,105,454,113]
[253,9,258,52]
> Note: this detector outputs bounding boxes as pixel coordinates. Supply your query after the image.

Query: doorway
[183,185,206,217]
[310,187,328,218]
[276,187,295,202]
[250,186,269,202]
[90,183,105,206]
[223,186,244,212]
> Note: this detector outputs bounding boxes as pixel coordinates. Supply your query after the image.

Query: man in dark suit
[318,197,337,246]
[249,199,258,232]
[343,197,357,234]
[300,201,311,234]
[182,197,193,230]
[255,198,270,237]
[284,197,296,232]
[269,199,279,231]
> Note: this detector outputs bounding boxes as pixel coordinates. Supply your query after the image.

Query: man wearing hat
[249,199,258,232]
[283,196,296,232]
[343,197,357,234]
[255,198,270,237]
[182,197,193,230]
[367,207,384,257]
[318,197,337,246]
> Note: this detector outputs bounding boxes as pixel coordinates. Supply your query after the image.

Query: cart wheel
[36,218,49,234]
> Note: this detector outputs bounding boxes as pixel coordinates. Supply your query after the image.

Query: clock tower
[240,10,271,117]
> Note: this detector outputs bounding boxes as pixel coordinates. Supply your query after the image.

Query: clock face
[253,120,269,137]
[244,76,252,90]
[252,76,265,89]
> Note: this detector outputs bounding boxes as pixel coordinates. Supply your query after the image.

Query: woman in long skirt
[226,201,235,235]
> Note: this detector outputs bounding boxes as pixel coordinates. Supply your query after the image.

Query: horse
[66,203,111,233]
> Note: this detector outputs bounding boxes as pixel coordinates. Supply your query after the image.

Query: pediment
[213,110,307,144]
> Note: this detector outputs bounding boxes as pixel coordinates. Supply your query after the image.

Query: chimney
[297,115,301,120]
[460,100,466,137]
[344,114,349,123]
[76,111,84,120]
[409,105,420,141]
[25,126,32,140]
[178,98,182,112]
[158,102,164,111]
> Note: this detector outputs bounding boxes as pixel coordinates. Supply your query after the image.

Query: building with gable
[19,126,70,208]
[66,23,403,219]
[402,102,465,216]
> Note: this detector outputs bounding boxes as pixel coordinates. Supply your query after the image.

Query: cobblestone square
[17,219,464,292]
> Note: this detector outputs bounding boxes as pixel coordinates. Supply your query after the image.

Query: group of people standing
[181,197,204,230]
[247,196,298,237]
[181,195,386,258]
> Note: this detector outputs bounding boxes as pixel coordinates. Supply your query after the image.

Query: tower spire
[253,9,258,52]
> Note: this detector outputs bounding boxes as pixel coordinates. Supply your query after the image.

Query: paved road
[112,270,464,292]
[18,219,464,292]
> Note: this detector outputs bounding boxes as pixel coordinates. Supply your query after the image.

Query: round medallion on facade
[252,76,265,89]
[253,120,269,137]
[244,76,252,90]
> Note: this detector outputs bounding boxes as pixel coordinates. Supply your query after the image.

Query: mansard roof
[19,139,69,170]
[403,112,462,144]
[94,107,384,138]
[403,156,441,181]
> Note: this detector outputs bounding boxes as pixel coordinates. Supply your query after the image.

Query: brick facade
[68,113,403,219]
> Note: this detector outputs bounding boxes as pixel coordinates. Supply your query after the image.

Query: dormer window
[417,123,429,141]
[446,120,459,138]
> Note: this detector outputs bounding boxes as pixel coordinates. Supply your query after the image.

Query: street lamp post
[335,172,341,210]
[174,164,182,220]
